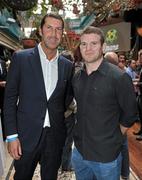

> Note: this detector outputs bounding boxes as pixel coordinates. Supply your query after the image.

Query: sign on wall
[101,22,131,52]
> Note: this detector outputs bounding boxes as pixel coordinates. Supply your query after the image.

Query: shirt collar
[82,59,108,76]
[38,43,59,62]
[97,59,108,75]
[127,66,133,72]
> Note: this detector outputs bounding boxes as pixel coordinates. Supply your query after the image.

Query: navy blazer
[4,46,73,151]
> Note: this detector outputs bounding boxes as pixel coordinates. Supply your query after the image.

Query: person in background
[72,26,137,180]
[104,51,118,65]
[0,58,7,140]
[135,73,142,140]
[118,53,126,63]
[73,45,84,73]
[104,51,131,180]
[135,49,142,75]
[134,50,142,140]
[126,53,142,141]
[4,13,73,180]
[61,99,76,172]
[126,60,138,80]
[118,52,127,71]
[0,58,7,179]
[60,51,75,173]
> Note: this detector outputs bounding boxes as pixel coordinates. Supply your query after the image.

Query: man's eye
[80,43,86,46]
[92,42,97,45]
[46,26,52,30]
[56,27,63,31]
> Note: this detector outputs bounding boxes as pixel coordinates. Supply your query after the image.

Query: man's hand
[7,138,22,160]
[120,124,128,135]
[0,81,6,87]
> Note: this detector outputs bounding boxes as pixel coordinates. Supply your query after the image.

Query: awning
[0,30,22,50]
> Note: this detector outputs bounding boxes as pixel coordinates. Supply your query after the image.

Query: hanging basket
[4,0,38,11]
[22,38,37,49]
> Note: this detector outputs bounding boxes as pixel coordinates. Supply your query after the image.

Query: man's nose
[51,28,57,36]
[86,44,92,50]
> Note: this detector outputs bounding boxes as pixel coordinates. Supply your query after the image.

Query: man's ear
[102,43,106,54]
[39,27,42,37]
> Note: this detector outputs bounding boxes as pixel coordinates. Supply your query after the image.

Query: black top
[72,60,137,162]
[0,59,7,81]
[139,69,142,94]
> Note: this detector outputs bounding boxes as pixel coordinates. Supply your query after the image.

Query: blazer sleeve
[4,52,21,136]
[65,62,74,110]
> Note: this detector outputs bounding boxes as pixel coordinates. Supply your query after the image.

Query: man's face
[40,17,63,50]
[118,62,125,70]
[80,33,104,64]
[130,60,136,70]
[139,54,142,65]
[118,55,125,63]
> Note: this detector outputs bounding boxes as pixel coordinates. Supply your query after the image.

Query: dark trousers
[61,113,75,170]
[121,135,130,178]
[137,95,142,132]
[14,127,63,180]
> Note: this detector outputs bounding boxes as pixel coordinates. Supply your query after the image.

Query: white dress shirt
[38,43,58,127]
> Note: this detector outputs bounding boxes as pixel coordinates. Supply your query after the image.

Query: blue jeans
[72,147,122,180]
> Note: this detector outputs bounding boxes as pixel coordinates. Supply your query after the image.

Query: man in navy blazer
[4,13,73,180]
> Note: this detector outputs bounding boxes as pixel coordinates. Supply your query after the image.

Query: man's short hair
[80,26,105,45]
[40,13,64,29]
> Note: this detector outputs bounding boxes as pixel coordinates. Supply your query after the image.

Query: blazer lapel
[29,46,47,99]
[49,55,65,100]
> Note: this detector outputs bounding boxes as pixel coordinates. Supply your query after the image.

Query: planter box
[22,38,37,49]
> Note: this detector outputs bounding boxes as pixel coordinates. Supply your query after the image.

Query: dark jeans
[121,135,130,178]
[137,95,142,132]
[14,127,63,180]
[61,113,75,171]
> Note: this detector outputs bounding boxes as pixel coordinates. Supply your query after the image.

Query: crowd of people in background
[0,13,142,180]
[105,50,142,144]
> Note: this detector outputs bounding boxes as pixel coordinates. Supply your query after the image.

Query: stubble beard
[84,54,102,64]
[44,37,60,50]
